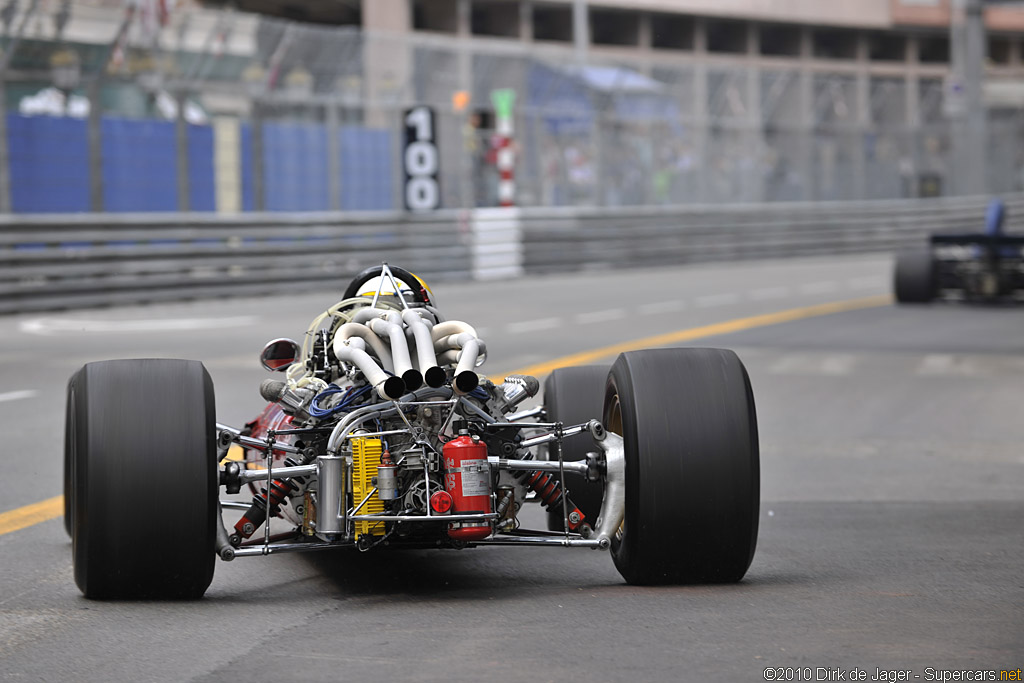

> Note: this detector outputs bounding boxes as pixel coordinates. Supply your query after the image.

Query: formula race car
[64,265,759,599]
[895,199,1024,303]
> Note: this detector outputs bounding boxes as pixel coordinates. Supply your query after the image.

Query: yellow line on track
[0,293,892,538]
[0,495,62,536]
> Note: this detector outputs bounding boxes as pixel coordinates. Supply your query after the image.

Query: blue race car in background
[895,199,1024,303]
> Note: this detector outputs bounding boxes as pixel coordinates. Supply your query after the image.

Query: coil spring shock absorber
[515,468,586,531]
[231,457,300,544]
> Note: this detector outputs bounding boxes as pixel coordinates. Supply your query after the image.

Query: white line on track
[638,300,686,315]
[695,293,739,307]
[748,286,790,301]
[506,317,560,334]
[19,316,259,336]
[915,354,984,377]
[0,390,38,403]
[846,276,887,290]
[573,309,626,325]
[798,281,839,295]
[768,354,855,376]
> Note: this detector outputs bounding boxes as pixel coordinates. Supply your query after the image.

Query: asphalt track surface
[0,254,1021,682]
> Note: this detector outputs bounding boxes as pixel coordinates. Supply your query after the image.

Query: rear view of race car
[64,264,759,599]
[895,198,1024,303]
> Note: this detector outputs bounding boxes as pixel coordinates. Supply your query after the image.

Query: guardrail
[1,194,1021,314]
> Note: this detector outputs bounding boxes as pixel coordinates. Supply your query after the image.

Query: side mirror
[260,338,300,372]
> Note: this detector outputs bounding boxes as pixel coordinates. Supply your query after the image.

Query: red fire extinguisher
[443,434,493,541]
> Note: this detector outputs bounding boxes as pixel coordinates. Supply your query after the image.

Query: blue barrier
[7,114,90,213]
[263,121,329,211]
[101,117,178,212]
[339,126,394,211]
[240,123,255,211]
[187,123,215,211]
[4,114,396,213]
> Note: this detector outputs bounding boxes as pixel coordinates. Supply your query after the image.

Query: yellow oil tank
[351,437,385,538]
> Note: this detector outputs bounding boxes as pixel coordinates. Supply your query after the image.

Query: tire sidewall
[604,360,645,582]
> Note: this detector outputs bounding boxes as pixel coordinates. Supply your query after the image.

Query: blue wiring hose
[308,383,375,418]
[310,380,484,418]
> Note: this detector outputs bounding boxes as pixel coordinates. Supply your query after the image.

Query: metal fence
[1,194,1018,314]
[4,5,1024,215]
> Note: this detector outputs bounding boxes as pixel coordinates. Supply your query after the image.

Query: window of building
[532,3,572,43]
[590,8,640,46]
[650,13,694,51]
[759,23,801,57]
[868,32,906,61]
[471,0,520,38]
[989,36,1012,65]
[918,35,949,63]
[707,19,747,54]
[412,0,457,33]
[235,0,360,25]
[813,29,858,60]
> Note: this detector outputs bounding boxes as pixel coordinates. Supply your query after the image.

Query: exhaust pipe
[333,322,394,373]
[432,323,486,395]
[353,308,423,391]
[403,309,446,388]
[333,337,405,400]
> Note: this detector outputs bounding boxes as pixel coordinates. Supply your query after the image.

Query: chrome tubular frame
[237,463,318,484]
[505,406,545,422]
[213,417,627,558]
[350,512,498,523]
[473,536,604,548]
[216,422,301,455]
[488,457,589,476]
[232,541,351,558]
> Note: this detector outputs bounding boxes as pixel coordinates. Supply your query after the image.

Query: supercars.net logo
[762,668,1022,682]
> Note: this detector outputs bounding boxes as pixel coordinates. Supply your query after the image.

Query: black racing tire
[68,359,217,600]
[542,365,609,532]
[894,250,935,303]
[604,348,759,585]
[63,368,82,538]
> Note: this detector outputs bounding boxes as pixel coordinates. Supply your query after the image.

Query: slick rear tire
[604,348,759,585]
[68,359,217,600]
[894,250,935,303]
[63,368,81,538]
[542,365,609,532]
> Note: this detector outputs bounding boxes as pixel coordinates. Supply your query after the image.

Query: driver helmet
[356,272,434,305]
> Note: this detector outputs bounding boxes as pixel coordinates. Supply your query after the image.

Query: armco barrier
[0,212,473,314]
[516,196,1024,272]
[0,195,1020,314]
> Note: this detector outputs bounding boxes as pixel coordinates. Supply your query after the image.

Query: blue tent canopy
[528,63,680,133]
